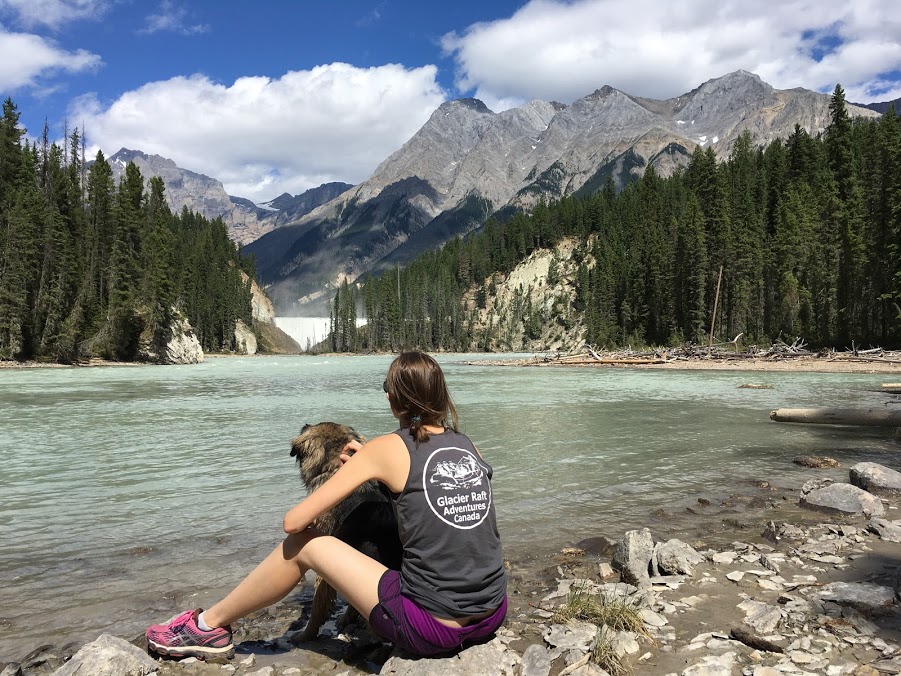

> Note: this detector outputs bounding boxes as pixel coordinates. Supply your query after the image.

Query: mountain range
[245,70,881,313]
[105,71,883,314]
[105,148,350,245]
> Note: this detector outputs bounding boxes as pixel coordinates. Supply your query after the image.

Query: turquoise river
[0,354,897,660]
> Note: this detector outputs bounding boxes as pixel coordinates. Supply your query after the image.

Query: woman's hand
[340,439,363,464]
[282,434,407,533]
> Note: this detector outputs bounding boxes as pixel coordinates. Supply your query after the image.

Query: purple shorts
[368,570,507,656]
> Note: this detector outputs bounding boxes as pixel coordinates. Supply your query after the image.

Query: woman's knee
[281,529,334,566]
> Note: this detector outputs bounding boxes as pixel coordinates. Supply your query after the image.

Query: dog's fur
[290,422,402,641]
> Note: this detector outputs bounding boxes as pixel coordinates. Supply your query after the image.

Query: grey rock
[381,637,520,675]
[737,600,783,633]
[655,539,705,576]
[793,455,840,468]
[248,668,275,676]
[639,609,667,627]
[760,553,781,574]
[607,630,640,657]
[0,665,22,676]
[543,622,598,651]
[814,582,896,615]
[520,644,551,676]
[568,664,611,676]
[611,528,654,588]
[597,582,640,598]
[164,314,205,364]
[801,477,833,494]
[865,656,901,673]
[850,462,901,496]
[799,483,885,517]
[681,650,738,675]
[52,634,158,676]
[19,644,68,673]
[867,518,901,542]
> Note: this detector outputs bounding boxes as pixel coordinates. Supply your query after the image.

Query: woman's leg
[202,529,388,629]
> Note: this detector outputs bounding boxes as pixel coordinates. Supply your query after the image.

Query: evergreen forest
[332,86,901,353]
[0,98,255,363]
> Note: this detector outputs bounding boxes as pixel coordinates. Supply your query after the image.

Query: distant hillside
[852,97,900,114]
[103,149,351,245]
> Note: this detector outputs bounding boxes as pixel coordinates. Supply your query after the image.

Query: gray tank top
[390,427,507,618]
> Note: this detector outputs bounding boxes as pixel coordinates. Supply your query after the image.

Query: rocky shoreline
[462,354,901,375]
[3,460,901,676]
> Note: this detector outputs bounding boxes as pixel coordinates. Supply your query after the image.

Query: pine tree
[826,84,865,343]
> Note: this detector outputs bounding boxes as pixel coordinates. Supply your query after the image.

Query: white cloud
[0,27,101,91]
[0,0,109,29]
[139,1,209,36]
[442,0,901,108]
[72,63,447,202]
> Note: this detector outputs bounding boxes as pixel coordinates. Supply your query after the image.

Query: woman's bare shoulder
[362,432,406,455]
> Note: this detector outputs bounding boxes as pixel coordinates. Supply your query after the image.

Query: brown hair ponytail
[384,351,459,443]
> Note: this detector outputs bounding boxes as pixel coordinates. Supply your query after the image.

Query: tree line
[333,86,900,352]
[0,98,255,363]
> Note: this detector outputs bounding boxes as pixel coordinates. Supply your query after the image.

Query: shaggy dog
[289,422,402,641]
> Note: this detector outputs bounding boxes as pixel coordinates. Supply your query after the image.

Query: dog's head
[290,422,365,490]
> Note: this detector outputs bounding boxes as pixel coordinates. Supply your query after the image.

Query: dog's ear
[291,426,311,458]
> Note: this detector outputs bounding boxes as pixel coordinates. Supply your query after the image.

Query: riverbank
[6,459,900,676]
[465,353,901,374]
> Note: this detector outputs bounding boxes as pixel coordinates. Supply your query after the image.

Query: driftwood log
[770,407,901,427]
[729,627,784,653]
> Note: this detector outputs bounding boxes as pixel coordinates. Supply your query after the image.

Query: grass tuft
[552,582,652,640]
[552,582,656,676]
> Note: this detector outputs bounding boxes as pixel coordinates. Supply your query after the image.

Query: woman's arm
[282,434,406,533]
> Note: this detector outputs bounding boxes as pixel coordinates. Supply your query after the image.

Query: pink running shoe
[146,608,234,660]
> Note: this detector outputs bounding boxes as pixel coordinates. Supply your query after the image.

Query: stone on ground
[520,644,551,676]
[381,637,520,675]
[655,539,705,576]
[814,582,897,615]
[867,517,901,542]
[799,483,885,517]
[52,634,158,676]
[611,528,654,588]
[850,462,901,496]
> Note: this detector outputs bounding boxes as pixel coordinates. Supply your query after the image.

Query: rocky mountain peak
[246,71,880,313]
[588,84,620,99]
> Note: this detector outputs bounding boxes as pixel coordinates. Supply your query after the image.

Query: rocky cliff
[239,272,302,354]
[247,71,880,313]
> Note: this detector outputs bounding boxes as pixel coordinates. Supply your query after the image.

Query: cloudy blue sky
[2,0,900,202]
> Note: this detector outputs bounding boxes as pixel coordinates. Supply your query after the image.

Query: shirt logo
[423,447,492,530]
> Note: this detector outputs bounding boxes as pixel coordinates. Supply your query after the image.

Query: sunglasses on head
[382,379,388,393]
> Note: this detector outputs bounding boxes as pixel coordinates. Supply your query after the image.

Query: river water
[0,355,896,660]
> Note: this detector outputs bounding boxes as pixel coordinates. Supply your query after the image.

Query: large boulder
[165,314,204,364]
[849,462,901,496]
[380,636,520,675]
[234,319,258,355]
[52,634,158,675]
[867,518,901,543]
[611,528,654,588]
[814,582,896,616]
[799,483,884,517]
[654,539,705,576]
[520,644,551,676]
